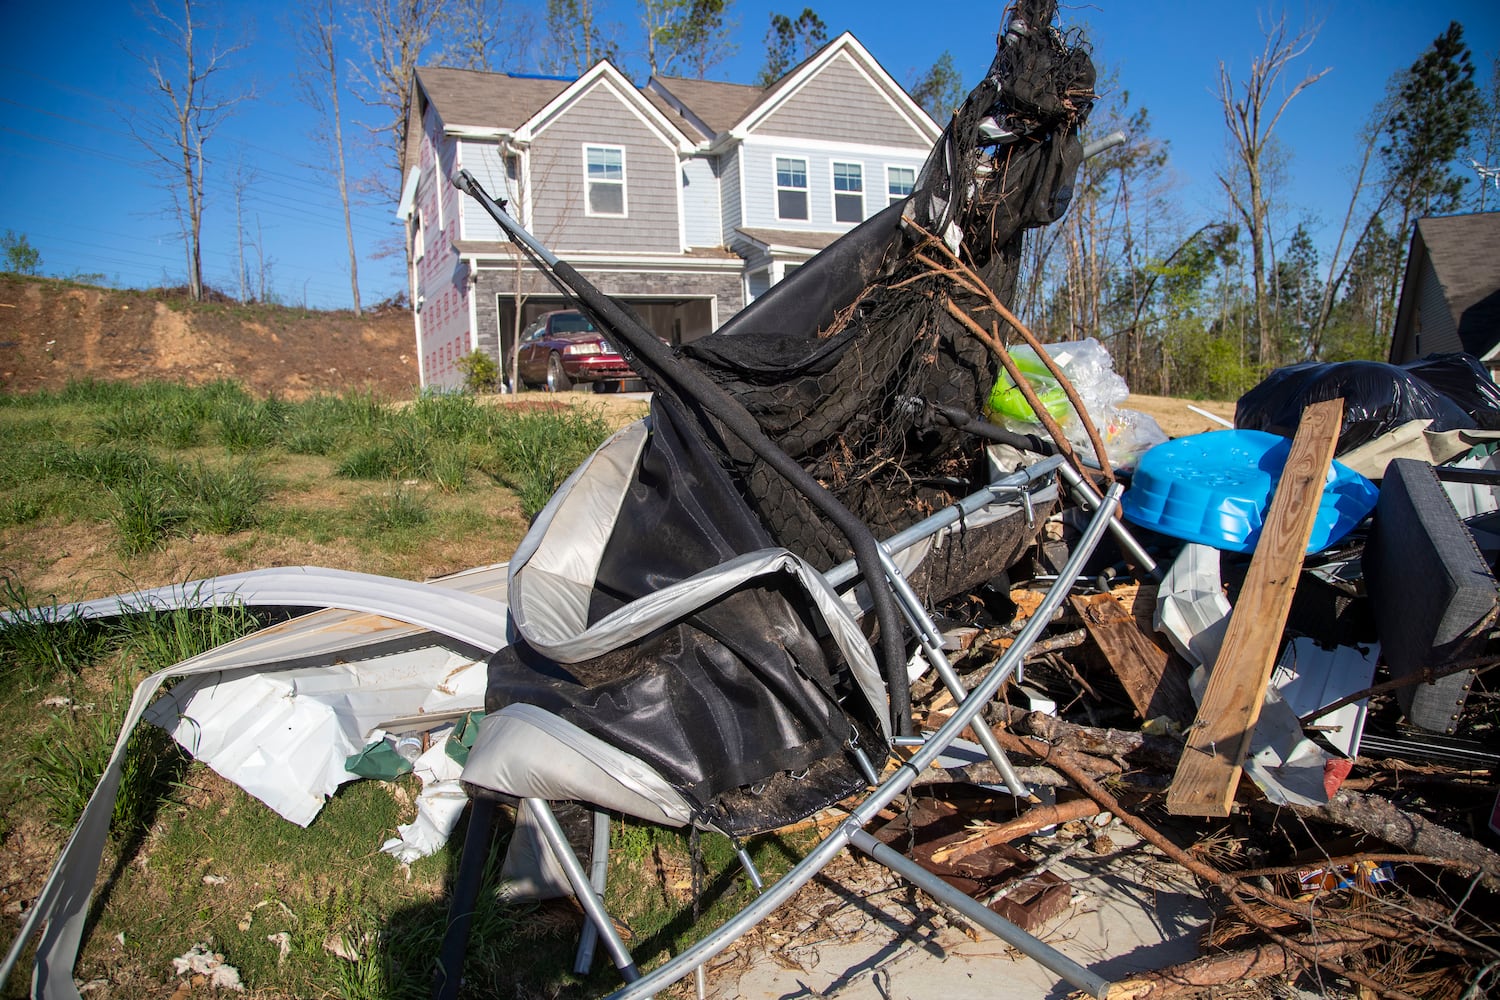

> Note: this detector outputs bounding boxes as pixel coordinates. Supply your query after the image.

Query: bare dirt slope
[0,275,420,399]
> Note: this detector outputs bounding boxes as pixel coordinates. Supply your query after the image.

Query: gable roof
[733,32,939,144]
[648,76,764,136]
[414,66,571,132]
[1393,213,1500,359]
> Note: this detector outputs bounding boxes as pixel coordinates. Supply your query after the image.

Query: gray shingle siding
[530,83,681,253]
[752,52,931,149]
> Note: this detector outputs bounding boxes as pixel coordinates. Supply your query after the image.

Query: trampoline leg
[529,799,640,983]
[433,794,497,1000]
[573,810,613,974]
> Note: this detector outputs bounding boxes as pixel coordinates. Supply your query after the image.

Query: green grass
[0,378,629,998]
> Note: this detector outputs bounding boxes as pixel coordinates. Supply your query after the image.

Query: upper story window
[584,145,626,217]
[833,162,864,223]
[776,157,809,221]
[888,166,915,207]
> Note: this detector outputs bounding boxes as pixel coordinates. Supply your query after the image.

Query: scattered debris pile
[858,354,1500,998]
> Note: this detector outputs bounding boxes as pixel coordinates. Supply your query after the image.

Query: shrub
[455,350,502,393]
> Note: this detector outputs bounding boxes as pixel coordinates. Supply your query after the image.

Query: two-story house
[398,33,940,389]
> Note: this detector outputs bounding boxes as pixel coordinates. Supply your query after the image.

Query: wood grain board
[1166,398,1345,817]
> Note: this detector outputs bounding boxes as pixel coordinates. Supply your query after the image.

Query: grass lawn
[0,380,808,1000]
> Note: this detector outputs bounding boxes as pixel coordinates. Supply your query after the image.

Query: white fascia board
[738,131,932,160]
[646,77,717,141]
[396,166,421,219]
[520,62,695,154]
[445,123,510,140]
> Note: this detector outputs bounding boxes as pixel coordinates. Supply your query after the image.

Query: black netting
[656,0,1095,576]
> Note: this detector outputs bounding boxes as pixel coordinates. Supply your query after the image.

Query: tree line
[1021,15,1498,398]
[119,3,1497,400]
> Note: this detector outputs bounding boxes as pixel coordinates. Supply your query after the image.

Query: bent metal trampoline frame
[453,470,1128,1000]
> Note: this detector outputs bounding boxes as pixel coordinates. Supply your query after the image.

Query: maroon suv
[515,310,635,391]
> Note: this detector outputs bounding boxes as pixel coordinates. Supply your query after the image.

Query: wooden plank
[1071,590,1196,725]
[1167,399,1345,817]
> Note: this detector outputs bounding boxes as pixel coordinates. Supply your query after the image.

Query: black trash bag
[1234,354,1500,454]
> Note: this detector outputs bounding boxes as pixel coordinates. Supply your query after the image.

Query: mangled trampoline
[2,4,1184,997]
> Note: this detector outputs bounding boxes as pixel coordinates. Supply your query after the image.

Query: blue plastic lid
[1121,429,1379,554]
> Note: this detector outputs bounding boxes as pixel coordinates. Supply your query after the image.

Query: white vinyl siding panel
[460,140,521,241]
[720,147,742,241]
[529,84,681,252]
[681,156,721,248]
[740,142,925,233]
[752,52,932,149]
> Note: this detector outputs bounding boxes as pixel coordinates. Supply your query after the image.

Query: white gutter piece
[3,565,512,654]
[1,565,513,1000]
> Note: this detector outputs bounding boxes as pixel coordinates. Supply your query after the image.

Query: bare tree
[642,0,733,79]
[441,0,536,71]
[1215,13,1327,369]
[350,0,447,202]
[230,156,257,302]
[296,0,363,315]
[543,0,618,76]
[126,0,254,302]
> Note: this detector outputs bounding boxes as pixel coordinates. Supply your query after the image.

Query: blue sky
[1,1,1496,309]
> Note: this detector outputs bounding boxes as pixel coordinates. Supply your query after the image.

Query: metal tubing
[825,454,1064,589]
[432,795,497,1000]
[527,800,641,983]
[572,810,613,975]
[604,488,1123,1000]
[734,847,765,892]
[849,829,1111,999]
[875,545,1031,798]
[1055,462,1161,580]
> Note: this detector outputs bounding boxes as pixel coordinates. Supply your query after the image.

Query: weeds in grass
[359,488,430,531]
[109,474,188,553]
[116,602,263,668]
[0,576,112,685]
[28,687,181,833]
[483,408,610,518]
[177,460,271,534]
[217,397,289,452]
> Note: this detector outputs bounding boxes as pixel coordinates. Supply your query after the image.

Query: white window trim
[831,160,865,224]
[887,165,915,207]
[774,155,810,223]
[582,144,628,218]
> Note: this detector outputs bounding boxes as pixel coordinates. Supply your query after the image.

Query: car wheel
[546,352,572,392]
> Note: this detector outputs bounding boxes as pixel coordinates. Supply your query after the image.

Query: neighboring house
[1390,212,1500,378]
[398,33,940,389]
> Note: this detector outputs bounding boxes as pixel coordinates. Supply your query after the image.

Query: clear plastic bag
[988,338,1167,468]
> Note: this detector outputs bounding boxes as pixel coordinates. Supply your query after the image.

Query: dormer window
[776,157,809,221]
[584,145,626,217]
[833,162,864,223]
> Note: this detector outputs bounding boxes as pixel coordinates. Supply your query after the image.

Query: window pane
[835,192,862,223]
[589,182,624,215]
[776,157,806,189]
[587,147,623,180]
[778,189,808,220]
[833,162,863,193]
[888,166,914,204]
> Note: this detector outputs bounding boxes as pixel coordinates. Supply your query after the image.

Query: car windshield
[551,313,596,334]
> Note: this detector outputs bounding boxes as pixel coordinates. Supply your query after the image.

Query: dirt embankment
[0,275,420,399]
